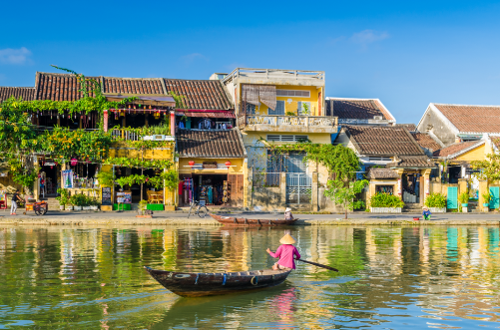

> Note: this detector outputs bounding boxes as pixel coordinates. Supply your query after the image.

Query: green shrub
[459,192,469,204]
[425,193,447,208]
[482,192,492,203]
[56,188,70,207]
[69,193,93,207]
[370,193,405,208]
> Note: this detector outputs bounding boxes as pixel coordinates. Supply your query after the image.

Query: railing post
[275,116,278,126]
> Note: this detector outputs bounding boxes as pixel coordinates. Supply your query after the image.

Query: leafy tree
[325,179,368,219]
[471,153,500,182]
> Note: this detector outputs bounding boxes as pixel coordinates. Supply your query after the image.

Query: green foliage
[56,188,70,207]
[471,153,500,182]
[325,179,368,219]
[116,174,148,189]
[69,193,90,207]
[8,158,38,192]
[459,191,469,204]
[115,170,179,191]
[482,192,492,203]
[285,111,296,116]
[370,193,405,208]
[424,193,447,208]
[96,171,115,187]
[41,127,112,161]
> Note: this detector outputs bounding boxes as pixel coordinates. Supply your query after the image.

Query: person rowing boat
[266,233,301,270]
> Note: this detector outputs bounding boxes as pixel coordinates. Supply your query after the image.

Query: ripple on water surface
[1,226,500,329]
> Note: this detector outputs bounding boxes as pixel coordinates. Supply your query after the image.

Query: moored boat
[144,266,292,297]
[209,213,298,226]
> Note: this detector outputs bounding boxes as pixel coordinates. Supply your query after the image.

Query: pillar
[396,169,404,200]
[103,110,109,133]
[311,172,319,212]
[244,159,251,209]
[458,179,468,196]
[280,172,287,208]
[422,169,432,206]
[170,111,176,137]
[479,180,489,211]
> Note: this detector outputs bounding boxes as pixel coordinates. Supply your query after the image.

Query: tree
[471,153,500,182]
[325,179,368,219]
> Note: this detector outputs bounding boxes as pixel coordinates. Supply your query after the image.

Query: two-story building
[223,68,338,211]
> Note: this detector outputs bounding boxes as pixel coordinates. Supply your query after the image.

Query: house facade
[223,68,338,211]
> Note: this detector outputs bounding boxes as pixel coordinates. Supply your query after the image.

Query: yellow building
[222,68,338,211]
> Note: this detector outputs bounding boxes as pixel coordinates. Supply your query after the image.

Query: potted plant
[424,193,447,213]
[482,192,491,210]
[56,188,70,211]
[459,192,469,212]
[370,193,405,213]
[70,193,86,211]
[90,197,99,211]
[136,199,152,218]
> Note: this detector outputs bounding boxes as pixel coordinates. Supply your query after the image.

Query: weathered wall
[416,107,457,146]
[109,142,175,160]
[455,144,487,161]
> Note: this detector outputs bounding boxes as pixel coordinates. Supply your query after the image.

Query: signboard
[116,191,132,204]
[102,187,112,206]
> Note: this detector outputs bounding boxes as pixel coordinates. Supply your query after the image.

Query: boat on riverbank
[209,213,298,226]
[144,266,291,297]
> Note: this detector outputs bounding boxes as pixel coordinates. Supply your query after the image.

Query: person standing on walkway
[11,190,22,215]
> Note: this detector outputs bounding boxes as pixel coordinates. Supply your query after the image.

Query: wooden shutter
[490,187,500,209]
[228,174,244,206]
[447,187,458,209]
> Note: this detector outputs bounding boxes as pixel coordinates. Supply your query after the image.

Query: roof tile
[345,125,425,156]
[0,87,35,102]
[411,132,441,153]
[164,79,232,110]
[176,129,245,158]
[433,103,500,133]
[35,72,98,101]
[326,98,393,121]
[433,141,483,158]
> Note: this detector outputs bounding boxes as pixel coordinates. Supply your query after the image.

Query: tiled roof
[367,168,399,179]
[433,103,500,133]
[164,79,232,110]
[389,156,436,168]
[433,140,484,158]
[345,125,425,156]
[176,129,246,158]
[396,123,416,131]
[0,87,35,102]
[35,72,99,101]
[102,77,164,94]
[411,132,441,153]
[326,98,394,121]
[491,136,500,150]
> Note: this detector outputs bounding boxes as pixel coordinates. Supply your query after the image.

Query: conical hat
[280,233,296,245]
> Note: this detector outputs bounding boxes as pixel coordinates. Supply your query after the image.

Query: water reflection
[0,226,500,329]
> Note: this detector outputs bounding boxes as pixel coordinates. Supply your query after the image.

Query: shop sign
[203,162,218,169]
[44,162,56,166]
[102,187,112,205]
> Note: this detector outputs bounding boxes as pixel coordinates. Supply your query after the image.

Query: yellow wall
[108,142,175,161]
[455,143,487,161]
[244,85,323,116]
[178,158,245,175]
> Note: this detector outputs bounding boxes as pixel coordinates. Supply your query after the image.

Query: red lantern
[70,158,78,166]
[188,160,195,168]
[225,161,231,169]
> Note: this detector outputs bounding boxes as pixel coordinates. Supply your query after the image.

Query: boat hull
[210,213,298,226]
[144,267,291,297]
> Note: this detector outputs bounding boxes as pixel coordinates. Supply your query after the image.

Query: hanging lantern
[154,111,160,119]
[120,110,125,117]
[225,161,231,169]
[188,160,195,168]
[70,158,78,166]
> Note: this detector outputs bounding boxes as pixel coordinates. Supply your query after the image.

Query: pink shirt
[269,244,301,269]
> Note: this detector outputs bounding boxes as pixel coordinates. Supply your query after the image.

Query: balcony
[241,115,338,133]
[223,68,325,87]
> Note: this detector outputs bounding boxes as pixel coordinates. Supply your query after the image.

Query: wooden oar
[296,258,339,272]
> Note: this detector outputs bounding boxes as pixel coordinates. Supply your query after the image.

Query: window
[267,135,309,142]
[267,150,306,173]
[297,101,311,116]
[268,100,285,115]
[368,156,392,162]
[246,103,256,114]
[277,90,310,98]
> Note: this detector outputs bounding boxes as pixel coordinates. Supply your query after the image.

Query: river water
[1,225,500,329]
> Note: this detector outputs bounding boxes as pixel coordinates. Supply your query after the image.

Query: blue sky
[2,0,500,124]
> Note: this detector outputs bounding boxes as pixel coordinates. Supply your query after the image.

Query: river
[0,225,499,329]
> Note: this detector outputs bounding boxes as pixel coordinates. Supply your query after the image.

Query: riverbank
[0,210,499,226]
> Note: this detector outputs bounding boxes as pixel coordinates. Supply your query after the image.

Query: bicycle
[188,200,209,218]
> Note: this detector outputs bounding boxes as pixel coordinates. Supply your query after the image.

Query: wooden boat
[144,266,292,297]
[209,213,298,226]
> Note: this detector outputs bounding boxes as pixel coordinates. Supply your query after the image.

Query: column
[422,169,432,206]
[311,172,319,212]
[280,172,287,208]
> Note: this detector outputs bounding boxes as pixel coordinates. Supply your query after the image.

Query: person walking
[11,190,22,215]
[266,233,301,270]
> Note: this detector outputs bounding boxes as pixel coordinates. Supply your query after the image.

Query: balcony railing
[224,68,325,83]
[245,115,337,128]
[111,129,141,141]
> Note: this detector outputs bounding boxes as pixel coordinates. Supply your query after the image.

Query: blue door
[447,187,458,209]
[490,187,500,210]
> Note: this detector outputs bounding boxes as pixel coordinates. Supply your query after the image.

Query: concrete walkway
[0,209,499,226]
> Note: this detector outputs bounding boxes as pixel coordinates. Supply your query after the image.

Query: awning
[104,93,176,107]
[176,110,235,119]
